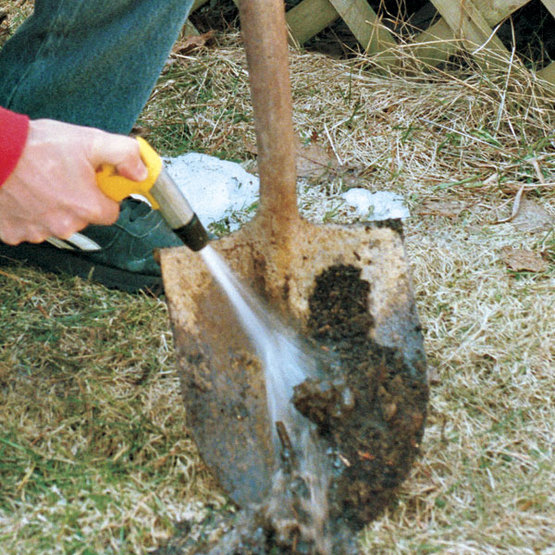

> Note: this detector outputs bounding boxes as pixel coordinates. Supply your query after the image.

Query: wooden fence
[188,0,554,84]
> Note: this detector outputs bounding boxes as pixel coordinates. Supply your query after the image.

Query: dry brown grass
[0,6,554,553]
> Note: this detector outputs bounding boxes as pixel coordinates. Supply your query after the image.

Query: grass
[1,2,554,553]
[0,273,226,552]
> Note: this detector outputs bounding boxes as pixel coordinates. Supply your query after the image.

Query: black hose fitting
[174,213,210,252]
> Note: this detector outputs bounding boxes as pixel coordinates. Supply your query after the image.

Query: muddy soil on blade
[299,263,428,530]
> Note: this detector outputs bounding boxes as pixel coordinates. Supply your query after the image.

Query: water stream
[200,245,332,553]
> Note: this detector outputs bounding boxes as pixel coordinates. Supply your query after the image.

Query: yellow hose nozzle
[95,137,209,251]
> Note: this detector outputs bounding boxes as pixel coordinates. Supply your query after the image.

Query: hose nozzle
[96,138,210,252]
[150,168,210,252]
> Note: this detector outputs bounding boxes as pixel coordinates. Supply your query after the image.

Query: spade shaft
[239,0,299,235]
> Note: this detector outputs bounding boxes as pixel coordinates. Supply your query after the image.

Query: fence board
[538,61,555,82]
[186,1,554,85]
[184,20,200,35]
[408,19,458,67]
[410,0,530,68]
[285,0,339,45]
[192,0,210,9]
[429,0,510,64]
[540,0,555,18]
[472,0,532,23]
[329,0,396,56]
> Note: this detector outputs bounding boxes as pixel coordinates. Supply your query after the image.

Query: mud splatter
[301,264,428,530]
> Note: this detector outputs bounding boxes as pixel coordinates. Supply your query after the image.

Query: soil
[156,262,428,554]
[301,264,428,530]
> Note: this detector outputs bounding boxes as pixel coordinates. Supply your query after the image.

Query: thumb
[90,131,148,182]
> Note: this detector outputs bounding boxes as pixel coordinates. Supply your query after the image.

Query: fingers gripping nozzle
[96,137,209,251]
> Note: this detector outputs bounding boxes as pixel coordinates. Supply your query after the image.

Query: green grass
[0,268,224,553]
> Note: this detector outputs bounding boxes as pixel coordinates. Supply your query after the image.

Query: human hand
[0,119,148,245]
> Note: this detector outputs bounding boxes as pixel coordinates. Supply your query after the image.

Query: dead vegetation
[0,5,553,553]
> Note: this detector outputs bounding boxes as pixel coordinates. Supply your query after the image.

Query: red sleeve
[0,106,30,186]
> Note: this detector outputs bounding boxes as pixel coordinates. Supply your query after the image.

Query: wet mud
[301,264,428,530]
[157,263,428,554]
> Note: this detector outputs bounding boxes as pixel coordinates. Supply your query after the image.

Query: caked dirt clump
[299,264,429,530]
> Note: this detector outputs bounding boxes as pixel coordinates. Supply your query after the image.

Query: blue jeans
[0,0,194,133]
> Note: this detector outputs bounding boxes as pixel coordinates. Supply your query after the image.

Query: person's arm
[0,106,29,186]
[0,110,147,245]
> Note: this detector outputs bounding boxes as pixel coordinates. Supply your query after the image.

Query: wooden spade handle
[238,0,299,231]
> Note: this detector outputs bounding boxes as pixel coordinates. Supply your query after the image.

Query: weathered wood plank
[186,0,547,83]
[537,60,555,84]
[409,0,536,65]
[285,0,339,45]
[429,0,511,69]
[183,20,200,36]
[329,0,396,55]
[192,0,210,10]
[539,0,555,18]
[409,18,458,67]
[409,0,529,68]
[472,0,532,24]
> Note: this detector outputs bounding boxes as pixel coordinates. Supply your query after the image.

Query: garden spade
[159,0,428,533]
